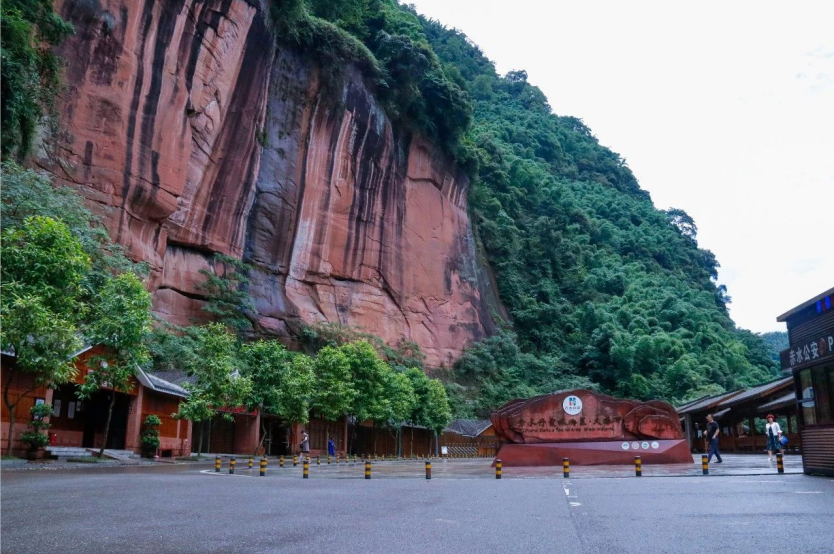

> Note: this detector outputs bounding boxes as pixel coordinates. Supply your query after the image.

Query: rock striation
[38,0,495,366]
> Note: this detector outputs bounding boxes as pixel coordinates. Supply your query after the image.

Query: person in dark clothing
[327,437,336,457]
[706,414,722,463]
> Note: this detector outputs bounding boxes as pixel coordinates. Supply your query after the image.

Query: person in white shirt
[765,414,784,460]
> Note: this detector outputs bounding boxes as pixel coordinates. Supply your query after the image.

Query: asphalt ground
[2,457,830,554]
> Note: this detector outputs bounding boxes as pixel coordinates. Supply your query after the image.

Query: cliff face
[40,0,494,366]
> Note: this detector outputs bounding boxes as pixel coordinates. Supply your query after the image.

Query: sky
[408,0,834,333]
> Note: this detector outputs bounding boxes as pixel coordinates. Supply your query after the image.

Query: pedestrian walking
[765,414,784,460]
[327,437,335,458]
[706,414,722,464]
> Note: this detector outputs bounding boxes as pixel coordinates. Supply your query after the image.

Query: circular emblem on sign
[562,395,583,415]
[631,442,640,450]
[641,442,650,450]
[651,441,660,450]
[622,442,630,450]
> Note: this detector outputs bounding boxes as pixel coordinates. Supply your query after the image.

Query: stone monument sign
[491,389,693,466]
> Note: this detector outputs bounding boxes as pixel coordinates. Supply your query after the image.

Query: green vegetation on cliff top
[287,0,781,415]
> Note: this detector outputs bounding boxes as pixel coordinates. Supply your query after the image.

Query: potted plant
[19,404,53,460]
[140,415,161,458]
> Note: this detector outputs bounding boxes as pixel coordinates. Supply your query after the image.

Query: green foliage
[300,322,425,370]
[146,321,202,372]
[271,0,471,156]
[0,0,73,159]
[761,331,789,363]
[341,340,390,422]
[141,415,161,451]
[196,254,255,334]
[311,345,356,421]
[81,273,153,394]
[20,403,53,449]
[422,379,452,433]
[405,367,450,431]
[385,371,416,424]
[239,340,315,423]
[1,215,87,393]
[449,330,594,418]
[1,162,145,308]
[175,324,252,423]
[1,215,90,316]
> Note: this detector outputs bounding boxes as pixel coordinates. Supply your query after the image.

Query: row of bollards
[212,453,788,479]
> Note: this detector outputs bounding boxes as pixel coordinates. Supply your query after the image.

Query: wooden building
[677,376,798,454]
[441,419,499,457]
[777,287,834,476]
[1,346,191,458]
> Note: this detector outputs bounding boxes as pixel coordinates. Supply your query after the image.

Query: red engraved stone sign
[491,390,691,466]
[491,389,684,444]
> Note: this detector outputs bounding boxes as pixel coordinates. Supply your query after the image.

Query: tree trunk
[3,373,18,457]
[207,418,212,453]
[197,420,205,455]
[257,420,267,455]
[98,390,116,459]
[410,425,414,457]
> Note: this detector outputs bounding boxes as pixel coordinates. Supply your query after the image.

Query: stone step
[46,447,89,458]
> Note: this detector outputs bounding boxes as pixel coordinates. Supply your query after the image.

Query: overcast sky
[409,0,834,333]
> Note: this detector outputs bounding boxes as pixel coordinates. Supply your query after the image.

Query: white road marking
[794,491,822,494]
[570,502,582,507]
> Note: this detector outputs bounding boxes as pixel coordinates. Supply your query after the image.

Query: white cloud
[410,0,834,333]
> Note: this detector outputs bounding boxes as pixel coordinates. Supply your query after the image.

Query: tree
[1,0,73,159]
[342,341,390,423]
[423,379,452,456]
[1,216,89,455]
[384,371,416,457]
[77,272,152,458]
[240,340,315,451]
[311,346,356,423]
[175,324,251,454]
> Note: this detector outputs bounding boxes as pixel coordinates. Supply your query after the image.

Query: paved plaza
[3,454,831,554]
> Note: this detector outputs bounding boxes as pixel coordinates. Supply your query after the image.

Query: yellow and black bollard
[365,461,372,480]
[353,454,357,464]
[303,458,309,479]
[279,456,284,468]
[563,458,570,479]
[327,455,331,465]
[374,453,378,462]
[229,456,236,475]
[293,455,298,467]
[425,460,432,480]
[248,456,253,470]
[777,453,784,474]
[215,456,221,472]
[495,459,502,480]
[634,455,642,477]
[701,454,709,475]
[260,457,267,477]
[336,454,340,464]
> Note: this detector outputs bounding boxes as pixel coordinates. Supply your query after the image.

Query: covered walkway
[678,376,798,454]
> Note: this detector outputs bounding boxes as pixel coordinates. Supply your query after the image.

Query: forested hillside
[281,0,781,415]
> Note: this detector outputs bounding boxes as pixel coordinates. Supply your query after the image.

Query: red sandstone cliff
[37,0,495,366]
